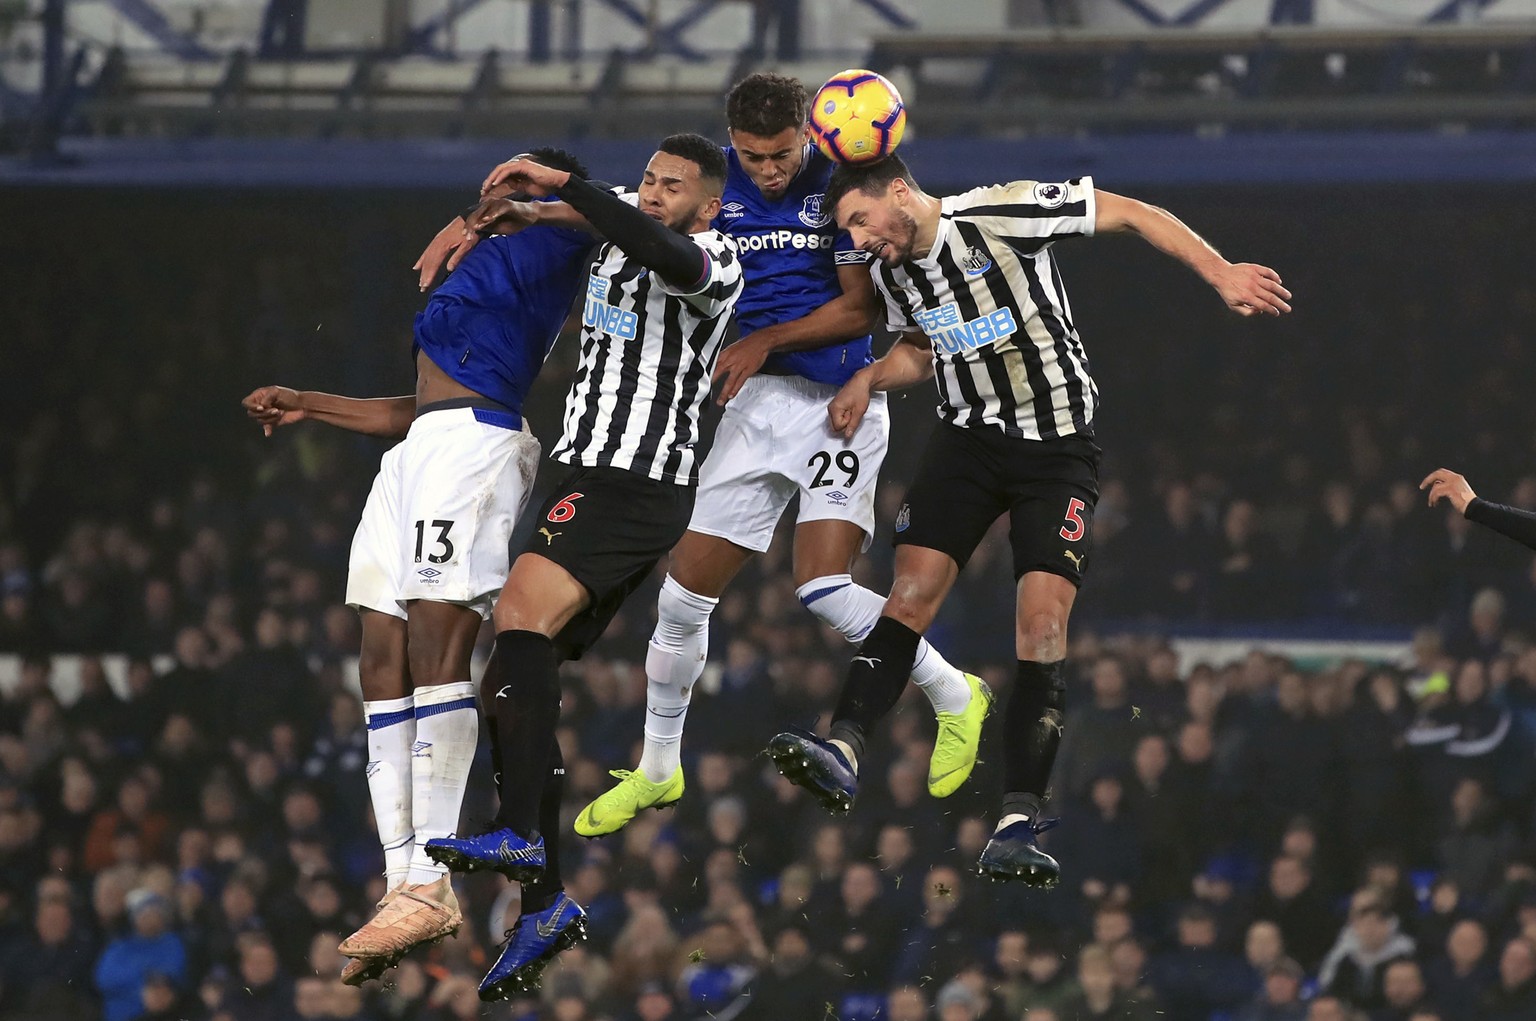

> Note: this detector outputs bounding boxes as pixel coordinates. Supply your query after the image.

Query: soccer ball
[808,69,907,165]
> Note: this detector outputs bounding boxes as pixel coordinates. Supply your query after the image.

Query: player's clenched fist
[1209,262,1292,317]
[828,378,872,440]
[1421,468,1477,515]
[241,386,307,437]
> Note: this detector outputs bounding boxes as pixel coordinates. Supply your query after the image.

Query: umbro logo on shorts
[417,567,443,580]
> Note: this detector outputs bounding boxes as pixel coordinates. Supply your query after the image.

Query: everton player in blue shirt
[242,147,601,985]
[560,75,989,832]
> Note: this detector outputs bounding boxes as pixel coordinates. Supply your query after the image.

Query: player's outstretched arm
[1422,467,1536,551]
[828,331,932,439]
[1093,191,1293,317]
[714,264,880,405]
[242,387,415,440]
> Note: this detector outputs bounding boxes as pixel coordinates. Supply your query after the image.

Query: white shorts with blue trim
[689,374,889,553]
[346,403,541,620]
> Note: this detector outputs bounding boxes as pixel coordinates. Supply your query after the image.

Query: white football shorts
[689,373,890,553]
[346,403,540,620]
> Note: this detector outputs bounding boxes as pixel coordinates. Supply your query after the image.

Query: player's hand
[828,376,872,440]
[242,386,306,437]
[1210,262,1292,317]
[713,335,770,405]
[464,197,544,237]
[1420,468,1477,515]
[414,216,475,291]
[481,157,571,198]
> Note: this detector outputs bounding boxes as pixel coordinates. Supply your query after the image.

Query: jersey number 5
[1059,498,1087,542]
[414,519,455,564]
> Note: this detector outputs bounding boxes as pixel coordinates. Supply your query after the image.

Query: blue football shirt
[716,144,873,387]
[414,216,597,414]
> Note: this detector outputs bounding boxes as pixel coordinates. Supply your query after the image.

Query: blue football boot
[976,817,1061,887]
[478,892,588,1001]
[766,727,858,815]
[424,828,545,883]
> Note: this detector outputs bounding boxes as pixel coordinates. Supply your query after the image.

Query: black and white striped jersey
[873,177,1100,441]
[552,226,744,485]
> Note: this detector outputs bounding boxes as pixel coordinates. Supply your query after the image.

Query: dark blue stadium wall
[4,129,1536,189]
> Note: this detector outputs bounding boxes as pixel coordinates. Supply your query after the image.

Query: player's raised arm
[828,330,933,439]
[1422,467,1536,551]
[714,261,880,405]
[242,387,415,440]
[1093,190,1292,317]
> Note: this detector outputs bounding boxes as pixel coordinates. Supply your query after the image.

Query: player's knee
[883,575,942,633]
[1016,609,1066,661]
[655,575,716,644]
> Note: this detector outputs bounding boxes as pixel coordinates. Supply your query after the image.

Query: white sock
[997,812,1031,832]
[363,695,417,888]
[406,681,478,886]
[829,738,859,775]
[795,575,971,715]
[638,576,717,783]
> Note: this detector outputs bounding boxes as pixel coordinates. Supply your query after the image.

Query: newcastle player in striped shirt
[767,155,1291,886]
[421,134,744,998]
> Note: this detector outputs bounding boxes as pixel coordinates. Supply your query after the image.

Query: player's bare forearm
[1094,190,1225,278]
[298,392,416,439]
[744,263,880,354]
[863,333,934,393]
[1094,189,1292,316]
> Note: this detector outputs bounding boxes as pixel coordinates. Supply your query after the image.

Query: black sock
[1001,659,1067,812]
[490,629,562,834]
[480,647,504,787]
[829,617,922,765]
[520,740,565,913]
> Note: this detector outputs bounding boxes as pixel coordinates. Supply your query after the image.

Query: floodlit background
[4,2,1536,1020]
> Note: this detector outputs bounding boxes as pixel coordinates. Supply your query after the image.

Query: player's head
[519,146,590,180]
[826,154,924,265]
[725,72,809,200]
[641,133,727,234]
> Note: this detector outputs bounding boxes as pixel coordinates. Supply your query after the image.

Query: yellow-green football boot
[928,674,995,797]
[574,767,684,837]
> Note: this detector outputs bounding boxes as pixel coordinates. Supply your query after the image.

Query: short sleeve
[655,230,744,318]
[834,230,872,268]
[947,176,1096,244]
[872,272,918,334]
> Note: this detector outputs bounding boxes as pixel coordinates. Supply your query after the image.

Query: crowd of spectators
[4,186,1536,1020]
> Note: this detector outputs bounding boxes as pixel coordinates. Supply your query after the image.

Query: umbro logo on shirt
[721,202,746,219]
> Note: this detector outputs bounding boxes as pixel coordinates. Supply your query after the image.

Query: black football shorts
[519,465,694,658]
[894,421,1101,586]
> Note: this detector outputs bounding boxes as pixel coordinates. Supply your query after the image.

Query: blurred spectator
[93,889,186,1021]
[1480,935,1536,1021]
[1427,918,1495,1021]
[1318,893,1417,1010]
[1234,957,1306,1021]
[1253,854,1340,973]
[1148,902,1253,1018]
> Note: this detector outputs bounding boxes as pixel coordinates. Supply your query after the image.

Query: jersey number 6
[547,493,584,523]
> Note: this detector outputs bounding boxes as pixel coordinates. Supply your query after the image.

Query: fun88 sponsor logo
[735,229,835,253]
[913,302,1019,354]
[583,274,638,341]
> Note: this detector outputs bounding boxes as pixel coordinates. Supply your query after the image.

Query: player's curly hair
[523,146,590,180]
[824,155,918,216]
[725,72,809,137]
[659,133,728,186]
